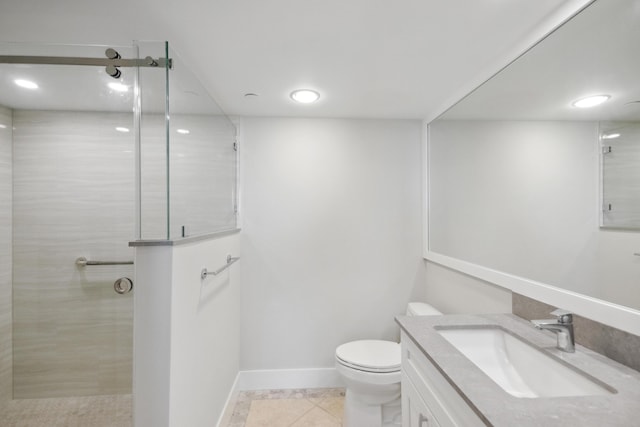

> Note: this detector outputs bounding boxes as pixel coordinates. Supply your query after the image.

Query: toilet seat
[335,303,442,427]
[336,340,400,373]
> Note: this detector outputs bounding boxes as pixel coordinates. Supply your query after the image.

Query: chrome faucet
[531,309,575,353]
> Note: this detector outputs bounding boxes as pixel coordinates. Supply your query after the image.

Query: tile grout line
[288,396,342,427]
[226,388,345,427]
[315,399,341,424]
[285,398,319,427]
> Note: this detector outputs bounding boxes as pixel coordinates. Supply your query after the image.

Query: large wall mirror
[427,0,640,333]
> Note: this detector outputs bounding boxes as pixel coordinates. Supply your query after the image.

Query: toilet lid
[335,340,401,373]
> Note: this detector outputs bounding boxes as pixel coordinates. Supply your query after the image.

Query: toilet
[335,302,442,427]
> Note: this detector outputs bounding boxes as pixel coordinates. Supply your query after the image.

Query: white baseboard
[237,367,344,391]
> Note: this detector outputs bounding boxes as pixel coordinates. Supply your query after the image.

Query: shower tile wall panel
[12,110,135,398]
[0,106,13,403]
[138,113,238,240]
[140,113,168,239]
[170,114,237,238]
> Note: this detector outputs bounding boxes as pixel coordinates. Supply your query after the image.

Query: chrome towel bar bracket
[76,257,134,267]
[201,254,240,280]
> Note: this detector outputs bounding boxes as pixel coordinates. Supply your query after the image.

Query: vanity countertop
[396,313,640,426]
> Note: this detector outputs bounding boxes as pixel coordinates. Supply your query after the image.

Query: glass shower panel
[135,42,237,240]
[0,43,136,422]
[601,122,640,229]
[167,46,238,238]
[137,41,171,240]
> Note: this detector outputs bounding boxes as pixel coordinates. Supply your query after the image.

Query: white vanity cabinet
[401,331,485,427]
[403,373,441,427]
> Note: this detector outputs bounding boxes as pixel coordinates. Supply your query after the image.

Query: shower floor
[0,394,132,427]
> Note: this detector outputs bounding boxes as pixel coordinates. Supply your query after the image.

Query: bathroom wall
[424,261,512,314]
[133,232,241,427]
[0,105,13,403]
[11,110,135,398]
[239,117,426,373]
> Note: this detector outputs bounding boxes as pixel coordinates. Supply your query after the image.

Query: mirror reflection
[601,122,640,229]
[428,0,640,310]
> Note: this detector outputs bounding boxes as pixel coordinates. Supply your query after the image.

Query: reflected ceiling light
[602,133,620,140]
[572,95,610,108]
[115,127,130,133]
[290,89,320,103]
[14,79,38,89]
[108,82,129,92]
[0,124,6,129]
[176,129,190,134]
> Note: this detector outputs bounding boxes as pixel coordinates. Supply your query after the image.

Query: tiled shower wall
[0,106,13,403]
[12,110,135,398]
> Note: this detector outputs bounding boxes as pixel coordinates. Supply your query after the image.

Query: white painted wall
[133,245,172,427]
[424,261,512,314]
[169,234,241,426]
[133,233,241,427]
[239,117,425,371]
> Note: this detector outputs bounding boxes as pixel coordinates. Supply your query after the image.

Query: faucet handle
[550,308,573,324]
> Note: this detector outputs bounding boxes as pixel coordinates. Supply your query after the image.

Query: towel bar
[201,254,240,280]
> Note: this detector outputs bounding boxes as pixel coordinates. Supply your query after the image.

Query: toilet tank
[406,302,442,316]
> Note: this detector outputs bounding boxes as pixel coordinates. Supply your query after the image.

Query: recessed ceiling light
[108,82,129,92]
[14,79,38,89]
[176,129,190,134]
[572,95,610,108]
[290,89,320,103]
[602,132,620,140]
[115,127,130,133]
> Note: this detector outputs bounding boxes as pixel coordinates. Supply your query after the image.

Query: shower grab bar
[76,257,134,267]
[201,255,240,280]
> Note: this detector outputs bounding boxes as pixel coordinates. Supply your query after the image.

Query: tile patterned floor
[224,388,345,427]
[0,388,343,426]
[0,394,132,427]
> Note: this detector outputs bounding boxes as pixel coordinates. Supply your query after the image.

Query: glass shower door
[1,43,139,425]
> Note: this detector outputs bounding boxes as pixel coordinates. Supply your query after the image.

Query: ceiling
[0,0,595,120]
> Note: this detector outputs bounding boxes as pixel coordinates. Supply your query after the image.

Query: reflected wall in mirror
[428,0,640,311]
[601,122,640,229]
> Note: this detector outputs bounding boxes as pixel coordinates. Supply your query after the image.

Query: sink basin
[436,327,614,398]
